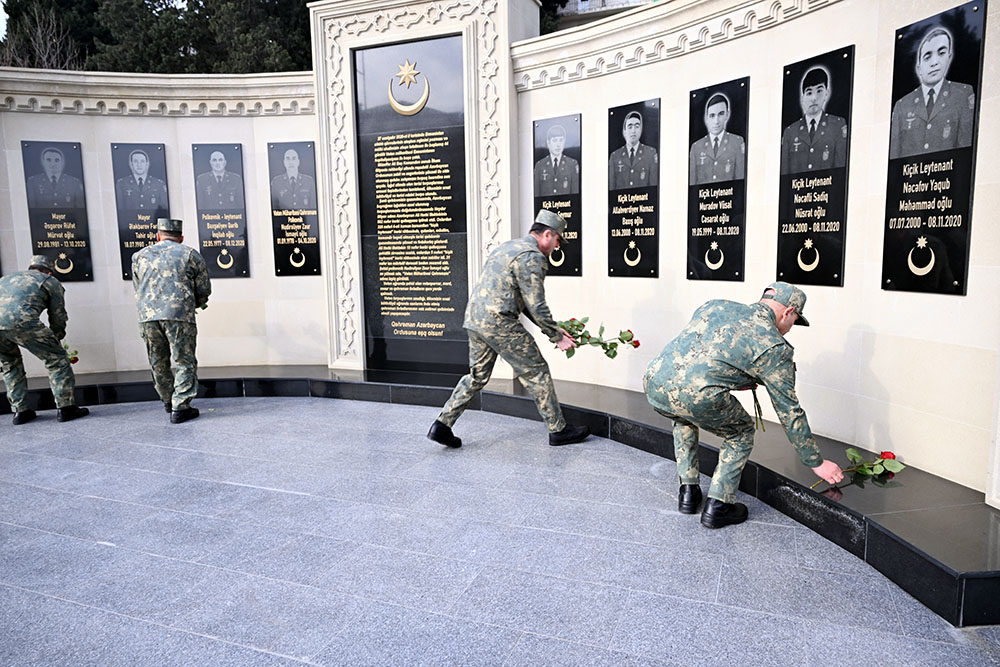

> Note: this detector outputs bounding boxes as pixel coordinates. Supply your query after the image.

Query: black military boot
[57,406,89,422]
[427,419,461,448]
[678,484,703,514]
[12,409,36,425]
[164,403,172,413]
[548,424,590,446]
[170,406,200,424]
[701,497,749,529]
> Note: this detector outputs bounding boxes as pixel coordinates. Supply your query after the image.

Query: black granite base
[4,366,998,627]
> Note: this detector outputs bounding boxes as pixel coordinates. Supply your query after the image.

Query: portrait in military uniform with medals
[881,1,985,296]
[267,141,321,276]
[687,80,748,282]
[112,143,170,280]
[20,141,94,283]
[533,114,582,276]
[776,47,855,288]
[192,143,250,278]
[607,101,661,278]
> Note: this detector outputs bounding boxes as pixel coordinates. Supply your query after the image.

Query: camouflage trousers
[0,325,76,412]
[140,320,198,411]
[646,382,755,504]
[438,329,566,432]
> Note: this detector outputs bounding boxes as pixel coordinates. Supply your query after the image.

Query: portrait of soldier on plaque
[195,148,245,210]
[609,109,658,191]
[113,146,169,213]
[689,92,745,185]
[533,122,580,196]
[25,145,85,209]
[270,147,317,210]
[780,66,849,174]
[889,25,975,159]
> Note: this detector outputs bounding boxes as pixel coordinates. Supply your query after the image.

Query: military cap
[28,254,55,272]
[157,218,183,233]
[762,281,810,326]
[534,209,567,239]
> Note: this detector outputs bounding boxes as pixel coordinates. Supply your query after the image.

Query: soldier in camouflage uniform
[428,209,590,448]
[644,282,843,528]
[0,255,89,424]
[132,218,212,424]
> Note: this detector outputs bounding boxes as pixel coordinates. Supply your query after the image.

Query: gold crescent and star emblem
[797,238,820,272]
[705,241,724,270]
[624,240,641,267]
[54,252,73,274]
[907,236,935,276]
[217,248,234,270]
[549,247,565,267]
[388,59,430,117]
[289,247,306,268]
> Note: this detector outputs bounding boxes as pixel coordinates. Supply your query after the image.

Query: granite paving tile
[801,619,996,667]
[210,532,361,586]
[793,525,886,577]
[431,521,582,575]
[506,633,670,666]
[0,531,122,596]
[66,549,221,625]
[609,591,808,666]
[449,567,630,645]
[408,482,537,524]
[560,536,722,602]
[116,509,248,561]
[32,493,156,543]
[314,600,521,666]
[314,469,439,508]
[520,495,669,544]
[313,543,481,612]
[498,466,620,502]
[170,569,363,661]
[717,560,902,633]
[395,450,525,487]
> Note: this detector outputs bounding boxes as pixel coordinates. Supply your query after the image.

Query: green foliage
[539,0,568,34]
[1,0,313,73]
[845,448,863,465]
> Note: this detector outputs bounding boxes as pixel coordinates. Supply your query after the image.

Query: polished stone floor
[1,397,998,666]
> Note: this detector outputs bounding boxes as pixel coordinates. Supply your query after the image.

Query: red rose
[879,451,896,460]
[631,340,640,348]
[69,356,79,364]
[627,329,633,334]
[887,472,895,479]
[570,318,576,321]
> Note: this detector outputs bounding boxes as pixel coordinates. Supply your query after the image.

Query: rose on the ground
[811,448,905,489]
[557,317,640,359]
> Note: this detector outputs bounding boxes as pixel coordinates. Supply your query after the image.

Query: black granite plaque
[20,141,93,282]
[268,141,321,276]
[777,47,854,287]
[192,143,249,278]
[686,79,749,282]
[881,1,986,295]
[111,143,170,280]
[533,114,582,276]
[607,100,660,278]
[354,35,470,375]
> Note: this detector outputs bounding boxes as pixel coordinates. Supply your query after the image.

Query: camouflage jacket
[0,269,68,339]
[645,299,821,467]
[132,240,211,323]
[464,235,562,342]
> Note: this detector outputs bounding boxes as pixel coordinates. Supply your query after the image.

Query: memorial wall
[0,0,997,500]
[0,70,328,374]
[513,0,999,493]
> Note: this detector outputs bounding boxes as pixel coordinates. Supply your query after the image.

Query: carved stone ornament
[0,68,315,116]
[511,0,844,91]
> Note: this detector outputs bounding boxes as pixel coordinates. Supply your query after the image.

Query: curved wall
[0,0,997,495]
[512,0,1000,492]
[0,69,330,375]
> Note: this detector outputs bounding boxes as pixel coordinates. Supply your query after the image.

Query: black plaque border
[20,140,94,282]
[533,113,583,277]
[776,46,855,288]
[686,78,750,282]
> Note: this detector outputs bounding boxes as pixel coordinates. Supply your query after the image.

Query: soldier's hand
[811,460,844,485]
[556,331,578,352]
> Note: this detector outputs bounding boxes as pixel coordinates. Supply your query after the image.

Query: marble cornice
[0,67,316,115]
[511,0,844,90]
